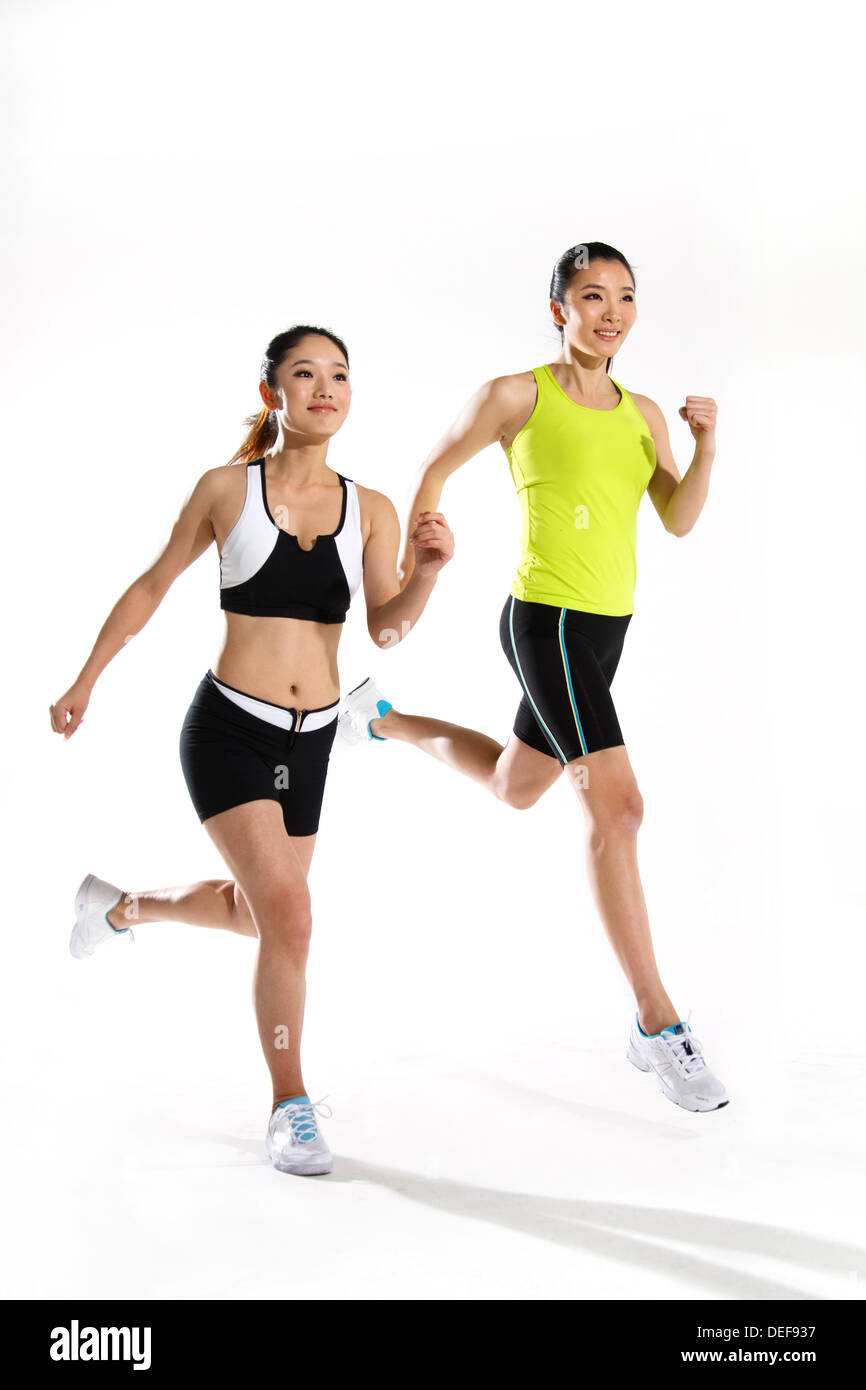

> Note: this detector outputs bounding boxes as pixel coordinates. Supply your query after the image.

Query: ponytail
[227,406,278,467]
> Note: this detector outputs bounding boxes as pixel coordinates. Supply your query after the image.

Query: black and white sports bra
[219,459,364,624]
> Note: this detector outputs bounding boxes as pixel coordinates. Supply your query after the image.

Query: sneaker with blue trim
[70,873,135,959]
[265,1095,333,1175]
[626,1013,729,1112]
[337,677,393,746]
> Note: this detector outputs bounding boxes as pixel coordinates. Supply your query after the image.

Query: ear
[258,380,278,412]
[549,297,565,327]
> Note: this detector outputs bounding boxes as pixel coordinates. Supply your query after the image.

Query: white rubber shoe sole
[264,1133,333,1176]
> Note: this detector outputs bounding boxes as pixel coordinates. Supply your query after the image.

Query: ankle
[636,993,680,1036]
[638,1009,680,1036]
[371,708,397,737]
[272,1091,308,1114]
[106,892,134,931]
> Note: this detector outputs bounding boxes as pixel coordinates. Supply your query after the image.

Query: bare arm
[638,394,718,537]
[396,375,525,588]
[359,487,454,649]
[49,470,219,737]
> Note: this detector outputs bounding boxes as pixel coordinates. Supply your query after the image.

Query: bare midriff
[213,612,342,710]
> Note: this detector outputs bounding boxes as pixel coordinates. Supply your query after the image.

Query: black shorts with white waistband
[499,594,632,765]
[179,670,339,837]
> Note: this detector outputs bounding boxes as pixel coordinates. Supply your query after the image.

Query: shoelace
[664,1011,706,1076]
[279,1096,333,1144]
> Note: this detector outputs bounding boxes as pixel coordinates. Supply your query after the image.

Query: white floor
[7,701,865,1302]
[4,992,864,1300]
[12,648,866,1303]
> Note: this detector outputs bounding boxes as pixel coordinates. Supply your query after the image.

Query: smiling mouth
[595,330,620,338]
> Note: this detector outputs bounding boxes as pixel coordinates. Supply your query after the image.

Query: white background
[2,0,864,1300]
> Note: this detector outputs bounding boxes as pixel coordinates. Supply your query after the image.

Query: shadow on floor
[320,1156,864,1300]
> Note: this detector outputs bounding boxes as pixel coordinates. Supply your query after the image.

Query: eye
[334,373,347,381]
[583,292,601,300]
[294,369,313,377]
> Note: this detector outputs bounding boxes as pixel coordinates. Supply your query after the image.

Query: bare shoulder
[203,461,249,491]
[487,369,538,415]
[455,369,538,419]
[493,368,542,451]
[352,482,399,543]
[353,481,396,516]
[194,462,251,546]
[626,390,664,431]
[184,462,247,506]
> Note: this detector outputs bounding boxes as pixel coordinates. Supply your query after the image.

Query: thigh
[512,690,561,760]
[203,799,312,928]
[286,834,318,879]
[564,744,642,825]
[591,610,632,686]
[179,674,286,825]
[276,720,337,838]
[500,595,628,765]
[554,620,627,760]
[233,830,318,923]
[495,730,565,801]
[500,595,569,760]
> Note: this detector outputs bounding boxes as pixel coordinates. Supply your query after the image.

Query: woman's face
[552,259,637,359]
[262,334,351,438]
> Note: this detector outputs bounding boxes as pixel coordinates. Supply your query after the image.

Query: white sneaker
[265,1096,333,1175]
[70,873,134,959]
[626,1013,729,1112]
[337,676,393,746]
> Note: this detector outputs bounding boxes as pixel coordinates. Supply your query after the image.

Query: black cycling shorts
[499,594,631,765]
[179,670,339,837]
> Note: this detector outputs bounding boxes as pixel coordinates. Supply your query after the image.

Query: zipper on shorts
[288,708,305,752]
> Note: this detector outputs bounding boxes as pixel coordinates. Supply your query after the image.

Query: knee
[589,788,644,840]
[624,788,645,831]
[248,882,313,951]
[494,773,542,811]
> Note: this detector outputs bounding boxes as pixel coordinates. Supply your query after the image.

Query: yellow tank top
[504,364,657,616]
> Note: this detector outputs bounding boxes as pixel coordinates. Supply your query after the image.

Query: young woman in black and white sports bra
[48,325,454,1176]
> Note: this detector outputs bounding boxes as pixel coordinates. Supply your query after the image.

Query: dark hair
[228,324,350,466]
[549,242,636,375]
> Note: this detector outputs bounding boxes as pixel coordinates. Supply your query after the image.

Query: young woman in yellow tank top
[339,242,729,1114]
